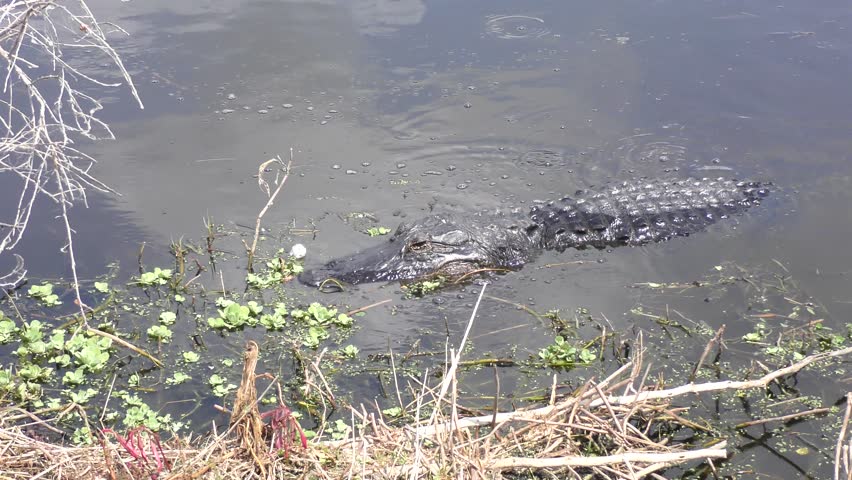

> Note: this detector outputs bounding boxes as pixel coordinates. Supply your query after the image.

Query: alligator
[299,178,770,286]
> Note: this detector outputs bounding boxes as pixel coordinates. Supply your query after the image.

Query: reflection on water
[350,0,426,36]
[3,0,852,476]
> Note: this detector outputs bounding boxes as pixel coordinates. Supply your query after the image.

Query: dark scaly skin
[299,178,770,286]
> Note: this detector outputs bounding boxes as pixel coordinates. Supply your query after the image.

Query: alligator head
[299,212,540,286]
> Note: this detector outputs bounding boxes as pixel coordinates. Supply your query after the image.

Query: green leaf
[215,297,235,308]
[260,313,287,330]
[207,316,227,329]
[147,325,173,342]
[742,332,764,343]
[221,303,250,327]
[174,294,186,303]
[28,283,53,298]
[50,354,71,367]
[159,312,177,325]
[246,301,263,316]
[0,317,17,344]
[578,348,597,364]
[68,388,97,405]
[167,372,191,385]
[341,345,359,358]
[19,364,52,382]
[94,282,110,293]
[21,321,44,344]
[208,374,235,396]
[0,370,13,391]
[303,326,329,348]
[307,303,337,323]
[27,340,48,355]
[367,226,391,237]
[136,268,173,286]
[74,343,110,372]
[122,402,169,431]
[62,368,86,386]
[182,351,200,363]
[382,406,402,417]
[138,272,159,285]
[47,330,65,351]
[335,313,354,327]
[72,426,93,445]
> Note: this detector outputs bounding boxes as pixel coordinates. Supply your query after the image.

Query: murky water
[4,0,852,476]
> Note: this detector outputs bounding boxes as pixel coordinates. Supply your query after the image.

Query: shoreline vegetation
[2,315,852,479]
[3,2,852,479]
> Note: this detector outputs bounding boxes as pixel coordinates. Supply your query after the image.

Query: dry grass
[2,291,851,479]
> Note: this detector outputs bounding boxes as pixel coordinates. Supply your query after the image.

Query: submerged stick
[835,393,852,480]
[488,441,727,470]
[431,282,488,419]
[690,324,726,382]
[735,407,831,429]
[88,327,163,369]
[344,298,392,316]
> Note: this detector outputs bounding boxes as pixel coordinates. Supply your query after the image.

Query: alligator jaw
[299,238,488,287]
[299,242,484,287]
[298,241,406,286]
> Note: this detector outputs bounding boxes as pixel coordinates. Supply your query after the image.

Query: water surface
[4,0,852,476]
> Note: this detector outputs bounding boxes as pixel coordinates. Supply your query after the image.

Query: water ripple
[485,15,551,40]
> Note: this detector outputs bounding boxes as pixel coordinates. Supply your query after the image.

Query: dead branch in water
[246,151,293,272]
[0,1,154,364]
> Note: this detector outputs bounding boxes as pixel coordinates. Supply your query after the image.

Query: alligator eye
[408,241,430,252]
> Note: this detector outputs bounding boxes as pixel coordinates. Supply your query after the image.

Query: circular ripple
[516,149,564,168]
[595,134,691,175]
[485,15,551,40]
[614,137,688,165]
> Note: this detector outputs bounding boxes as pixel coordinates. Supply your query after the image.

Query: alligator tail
[530,178,770,251]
